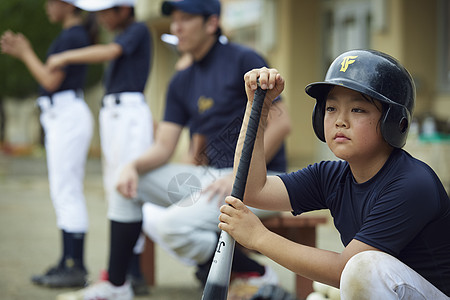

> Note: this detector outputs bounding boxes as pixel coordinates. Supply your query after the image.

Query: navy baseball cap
[161,0,221,16]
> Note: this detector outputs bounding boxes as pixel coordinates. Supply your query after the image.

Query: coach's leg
[156,196,219,264]
[340,250,448,300]
[155,166,224,264]
[134,163,213,261]
[142,202,197,265]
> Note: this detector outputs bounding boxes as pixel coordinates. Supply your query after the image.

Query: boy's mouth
[334,132,350,141]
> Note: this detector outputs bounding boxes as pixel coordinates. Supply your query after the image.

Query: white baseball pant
[99,92,153,205]
[340,250,449,299]
[38,90,93,233]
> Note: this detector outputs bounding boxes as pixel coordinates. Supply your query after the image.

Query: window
[221,0,276,56]
[322,0,371,76]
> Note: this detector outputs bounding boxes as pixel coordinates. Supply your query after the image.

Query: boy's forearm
[255,229,343,288]
[22,50,48,85]
[22,50,62,92]
[61,43,122,65]
[132,122,183,175]
[133,143,173,175]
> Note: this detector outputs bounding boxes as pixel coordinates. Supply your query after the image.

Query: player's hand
[1,31,32,60]
[46,53,67,71]
[116,163,139,199]
[244,67,285,106]
[1,31,16,55]
[218,196,268,251]
[204,173,234,206]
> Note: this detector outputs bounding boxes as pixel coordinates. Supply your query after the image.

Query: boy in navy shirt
[219,51,450,298]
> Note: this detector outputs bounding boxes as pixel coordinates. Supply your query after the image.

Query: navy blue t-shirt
[40,25,90,96]
[279,148,450,296]
[164,40,286,171]
[103,22,151,94]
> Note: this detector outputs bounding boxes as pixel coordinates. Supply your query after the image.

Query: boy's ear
[205,15,220,35]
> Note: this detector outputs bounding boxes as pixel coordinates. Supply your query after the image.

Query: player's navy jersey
[164,40,286,172]
[40,25,90,96]
[104,22,151,94]
[279,148,450,296]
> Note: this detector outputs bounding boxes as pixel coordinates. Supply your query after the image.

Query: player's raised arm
[234,67,291,211]
[1,30,65,92]
[47,43,122,71]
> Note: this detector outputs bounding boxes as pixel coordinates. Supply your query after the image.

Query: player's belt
[101,92,144,107]
[37,89,83,109]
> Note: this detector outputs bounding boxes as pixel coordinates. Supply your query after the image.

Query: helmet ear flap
[380,105,411,148]
[312,102,326,143]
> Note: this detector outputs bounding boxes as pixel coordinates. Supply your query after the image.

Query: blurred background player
[0,0,96,288]
[117,0,291,298]
[46,0,153,298]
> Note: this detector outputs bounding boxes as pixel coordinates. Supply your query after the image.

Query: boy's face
[170,10,213,55]
[323,86,388,162]
[96,7,130,31]
[45,0,71,24]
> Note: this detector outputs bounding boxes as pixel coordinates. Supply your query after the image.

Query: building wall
[273,0,322,167]
[370,0,449,127]
[402,0,438,115]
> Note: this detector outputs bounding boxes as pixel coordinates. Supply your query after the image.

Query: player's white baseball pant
[340,250,449,299]
[38,90,93,233]
[99,92,153,199]
[108,163,278,264]
[99,92,153,255]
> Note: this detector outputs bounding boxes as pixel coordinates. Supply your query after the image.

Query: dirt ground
[0,153,202,299]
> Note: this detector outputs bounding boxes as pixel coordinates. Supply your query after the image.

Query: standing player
[47,0,153,298]
[219,51,450,298]
[0,0,95,288]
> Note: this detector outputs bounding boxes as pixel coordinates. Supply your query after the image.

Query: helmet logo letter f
[340,56,358,72]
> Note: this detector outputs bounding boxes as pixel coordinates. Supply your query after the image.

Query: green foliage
[0,0,59,98]
[0,0,102,99]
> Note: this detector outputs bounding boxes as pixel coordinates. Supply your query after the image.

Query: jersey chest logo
[198,96,214,114]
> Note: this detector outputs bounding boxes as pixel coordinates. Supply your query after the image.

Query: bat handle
[201,83,267,300]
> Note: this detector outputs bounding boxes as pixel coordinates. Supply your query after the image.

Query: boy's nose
[335,115,348,128]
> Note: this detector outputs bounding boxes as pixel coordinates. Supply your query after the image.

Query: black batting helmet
[305,49,416,148]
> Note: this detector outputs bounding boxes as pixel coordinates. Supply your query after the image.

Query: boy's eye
[352,108,365,113]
